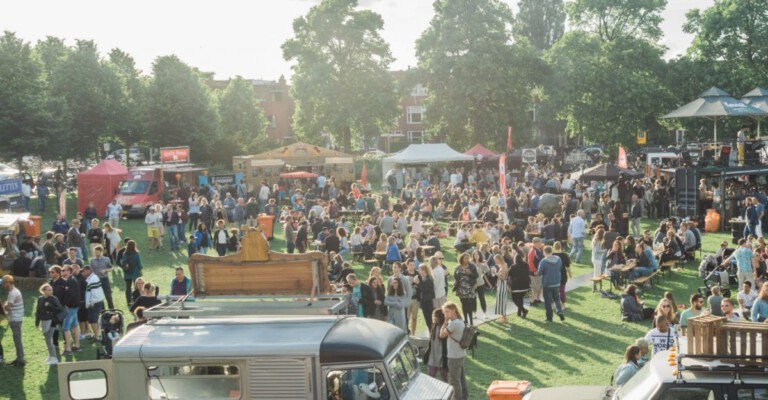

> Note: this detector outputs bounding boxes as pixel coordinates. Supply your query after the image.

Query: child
[187,235,197,258]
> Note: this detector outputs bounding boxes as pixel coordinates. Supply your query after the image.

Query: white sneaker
[46,357,59,365]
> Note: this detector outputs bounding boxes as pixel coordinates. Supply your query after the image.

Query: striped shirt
[85,273,105,307]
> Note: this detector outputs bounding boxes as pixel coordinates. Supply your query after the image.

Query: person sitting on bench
[630,242,658,280]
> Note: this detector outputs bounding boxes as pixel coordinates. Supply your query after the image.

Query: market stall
[233,142,355,188]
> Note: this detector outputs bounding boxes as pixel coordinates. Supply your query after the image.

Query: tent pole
[714,117,718,142]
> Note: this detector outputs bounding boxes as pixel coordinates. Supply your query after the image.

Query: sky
[2,0,715,81]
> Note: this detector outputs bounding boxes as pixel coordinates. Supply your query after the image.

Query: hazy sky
[3,0,715,80]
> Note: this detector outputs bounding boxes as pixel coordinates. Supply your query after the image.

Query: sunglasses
[661,305,671,308]
[438,257,444,260]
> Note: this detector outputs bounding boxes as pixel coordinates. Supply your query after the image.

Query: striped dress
[495,262,510,315]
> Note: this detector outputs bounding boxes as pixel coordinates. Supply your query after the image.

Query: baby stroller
[96,309,124,360]
[698,266,732,299]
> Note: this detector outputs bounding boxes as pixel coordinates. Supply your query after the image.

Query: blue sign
[0,179,22,196]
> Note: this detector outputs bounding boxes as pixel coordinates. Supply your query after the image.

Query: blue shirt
[352,286,363,317]
[734,247,754,273]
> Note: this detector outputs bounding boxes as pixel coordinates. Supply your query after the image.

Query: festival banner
[499,154,507,198]
[618,146,628,169]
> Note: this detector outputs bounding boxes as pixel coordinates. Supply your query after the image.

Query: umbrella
[573,163,644,182]
[663,86,768,142]
[279,171,318,179]
[742,87,768,138]
[360,163,368,186]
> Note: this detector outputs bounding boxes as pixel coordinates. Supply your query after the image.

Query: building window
[386,130,403,137]
[407,131,424,143]
[272,91,284,102]
[407,106,425,124]
[411,84,427,96]
[268,115,277,129]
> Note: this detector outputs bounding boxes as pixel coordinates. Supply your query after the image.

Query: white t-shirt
[739,290,758,309]
[6,287,24,322]
[644,328,675,354]
[217,230,228,244]
[432,266,447,299]
[145,212,162,227]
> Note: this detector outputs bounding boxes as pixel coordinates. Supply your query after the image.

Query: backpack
[451,324,479,352]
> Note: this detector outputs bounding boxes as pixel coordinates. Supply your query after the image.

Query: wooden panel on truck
[189,229,330,296]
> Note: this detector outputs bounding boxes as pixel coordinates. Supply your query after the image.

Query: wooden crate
[687,315,768,365]
[687,315,724,355]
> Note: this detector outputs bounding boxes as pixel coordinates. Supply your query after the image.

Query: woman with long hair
[653,297,679,327]
[416,263,435,328]
[621,285,654,322]
[606,239,627,291]
[592,228,606,278]
[751,282,768,322]
[337,227,350,258]
[120,240,144,306]
[367,276,387,321]
[614,345,642,385]
[426,308,448,382]
[493,254,510,323]
[194,223,212,255]
[454,253,479,326]
[471,250,490,320]
[385,277,407,331]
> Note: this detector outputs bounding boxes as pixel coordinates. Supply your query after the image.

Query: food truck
[115,164,207,216]
[57,231,453,400]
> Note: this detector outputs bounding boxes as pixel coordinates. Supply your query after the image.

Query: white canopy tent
[381,143,474,183]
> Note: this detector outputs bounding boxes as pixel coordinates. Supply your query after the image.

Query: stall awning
[251,159,285,167]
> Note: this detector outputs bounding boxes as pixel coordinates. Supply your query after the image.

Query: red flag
[499,155,507,198]
[361,163,368,186]
[507,126,513,151]
[618,146,628,169]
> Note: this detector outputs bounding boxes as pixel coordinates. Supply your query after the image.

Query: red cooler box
[487,380,531,400]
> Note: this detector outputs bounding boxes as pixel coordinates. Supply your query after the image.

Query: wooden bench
[591,275,609,293]
[660,260,676,278]
[363,259,379,266]
[632,273,655,288]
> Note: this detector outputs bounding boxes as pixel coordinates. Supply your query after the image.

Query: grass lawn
[0,196,726,399]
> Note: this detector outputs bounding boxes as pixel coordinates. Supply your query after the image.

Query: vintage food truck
[58,229,453,400]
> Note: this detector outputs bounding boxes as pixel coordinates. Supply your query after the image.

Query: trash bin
[24,215,42,238]
[487,380,531,400]
[257,214,275,240]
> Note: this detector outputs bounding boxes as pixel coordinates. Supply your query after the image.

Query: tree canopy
[514,0,566,52]
[282,0,399,152]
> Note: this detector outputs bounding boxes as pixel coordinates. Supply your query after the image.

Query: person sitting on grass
[621,284,654,322]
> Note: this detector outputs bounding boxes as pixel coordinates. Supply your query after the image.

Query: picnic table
[608,259,637,288]
[338,209,366,218]
[311,240,324,252]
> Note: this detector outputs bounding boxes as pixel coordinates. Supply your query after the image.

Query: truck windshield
[119,180,150,195]
[387,344,419,396]
[615,363,657,400]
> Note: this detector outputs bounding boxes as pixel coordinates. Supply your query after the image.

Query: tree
[0,32,50,169]
[544,32,674,146]
[282,0,399,152]
[416,0,545,150]
[218,77,268,154]
[48,40,112,163]
[683,0,768,86]
[145,55,219,162]
[104,48,147,166]
[513,0,566,52]
[566,0,667,43]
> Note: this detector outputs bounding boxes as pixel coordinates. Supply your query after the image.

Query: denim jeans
[630,266,655,280]
[166,224,179,250]
[569,237,584,263]
[10,320,24,361]
[543,286,563,321]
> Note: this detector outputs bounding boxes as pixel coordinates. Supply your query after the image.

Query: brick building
[378,70,429,153]
[207,76,295,144]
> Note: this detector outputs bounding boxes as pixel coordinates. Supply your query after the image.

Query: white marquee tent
[381,143,473,182]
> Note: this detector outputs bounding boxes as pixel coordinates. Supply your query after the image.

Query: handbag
[123,256,135,273]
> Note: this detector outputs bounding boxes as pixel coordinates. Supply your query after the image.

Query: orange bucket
[487,380,531,400]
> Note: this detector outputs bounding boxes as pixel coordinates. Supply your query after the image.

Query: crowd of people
[5,160,768,399]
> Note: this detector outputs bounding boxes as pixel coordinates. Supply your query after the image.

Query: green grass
[0,196,725,399]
